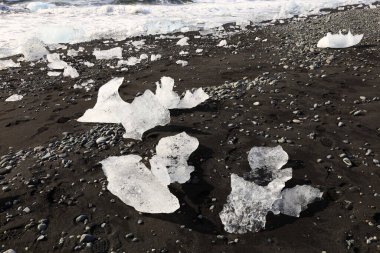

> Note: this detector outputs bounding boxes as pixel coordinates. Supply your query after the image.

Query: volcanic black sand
[0,4,379,253]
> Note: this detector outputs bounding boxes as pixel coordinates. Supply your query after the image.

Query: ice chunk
[272,185,323,217]
[217,40,227,47]
[154,76,209,109]
[78,77,127,123]
[177,88,210,109]
[220,145,292,234]
[317,31,363,49]
[78,77,170,140]
[150,54,162,62]
[176,37,189,46]
[220,171,292,234]
[150,132,199,185]
[247,145,289,184]
[47,71,61,77]
[117,56,140,67]
[176,60,188,67]
[0,59,20,70]
[20,38,49,61]
[73,79,94,91]
[100,155,180,213]
[93,47,122,60]
[5,94,23,102]
[63,65,79,78]
[155,76,181,109]
[119,90,170,140]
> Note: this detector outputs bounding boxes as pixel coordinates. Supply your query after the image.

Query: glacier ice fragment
[317,31,363,48]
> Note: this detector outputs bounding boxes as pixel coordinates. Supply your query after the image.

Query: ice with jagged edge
[78,77,170,140]
[47,53,79,78]
[78,77,208,139]
[5,94,24,102]
[93,47,122,60]
[155,76,209,109]
[100,132,198,213]
[317,31,363,48]
[150,132,199,185]
[20,37,49,61]
[220,146,322,234]
[0,59,20,70]
[272,185,323,217]
[100,155,180,213]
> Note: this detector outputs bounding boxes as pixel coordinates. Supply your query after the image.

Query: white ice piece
[73,79,94,91]
[63,65,79,78]
[154,76,209,109]
[0,59,20,70]
[117,56,140,66]
[220,146,292,233]
[150,54,161,62]
[176,60,188,67]
[272,185,323,217]
[93,47,122,60]
[217,40,227,47]
[177,88,210,109]
[5,94,23,102]
[78,77,170,140]
[100,155,180,213]
[176,37,189,46]
[150,132,199,185]
[47,53,78,78]
[220,171,292,234]
[317,31,363,48]
[78,77,127,123]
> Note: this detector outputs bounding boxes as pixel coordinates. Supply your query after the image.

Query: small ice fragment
[83,61,94,67]
[272,185,323,217]
[47,71,61,77]
[176,37,189,46]
[317,31,363,48]
[93,47,122,60]
[100,155,180,213]
[195,49,203,54]
[63,65,79,78]
[177,88,209,109]
[67,49,79,57]
[118,57,140,66]
[176,60,188,67]
[150,132,199,185]
[150,54,162,62]
[217,40,227,47]
[5,94,23,102]
[73,79,94,91]
[140,54,148,60]
[0,59,20,70]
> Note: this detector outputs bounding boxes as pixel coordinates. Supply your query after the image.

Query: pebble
[343,158,353,167]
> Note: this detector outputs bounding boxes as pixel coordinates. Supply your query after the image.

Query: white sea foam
[0,0,376,59]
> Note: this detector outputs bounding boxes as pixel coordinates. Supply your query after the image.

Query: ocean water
[0,0,376,58]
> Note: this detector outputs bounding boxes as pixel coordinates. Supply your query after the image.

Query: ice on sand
[100,132,199,213]
[21,38,49,61]
[217,40,227,47]
[176,37,189,46]
[317,31,363,48]
[150,132,199,185]
[78,77,170,140]
[100,155,180,213]
[0,59,20,70]
[220,146,322,234]
[46,53,78,78]
[272,185,323,217]
[5,94,23,102]
[176,60,188,67]
[155,77,209,109]
[93,47,122,60]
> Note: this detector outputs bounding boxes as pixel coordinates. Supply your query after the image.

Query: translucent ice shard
[220,170,292,234]
[78,77,127,123]
[5,94,23,102]
[317,31,363,49]
[100,155,180,214]
[21,37,49,61]
[78,77,170,140]
[272,185,323,217]
[93,47,122,60]
[119,90,170,140]
[47,53,79,78]
[154,77,209,109]
[177,88,210,109]
[176,37,189,46]
[220,145,292,234]
[150,132,199,185]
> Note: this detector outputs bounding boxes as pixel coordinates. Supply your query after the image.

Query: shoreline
[0,5,379,253]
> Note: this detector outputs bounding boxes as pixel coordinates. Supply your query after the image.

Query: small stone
[80,234,96,243]
[343,158,353,167]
